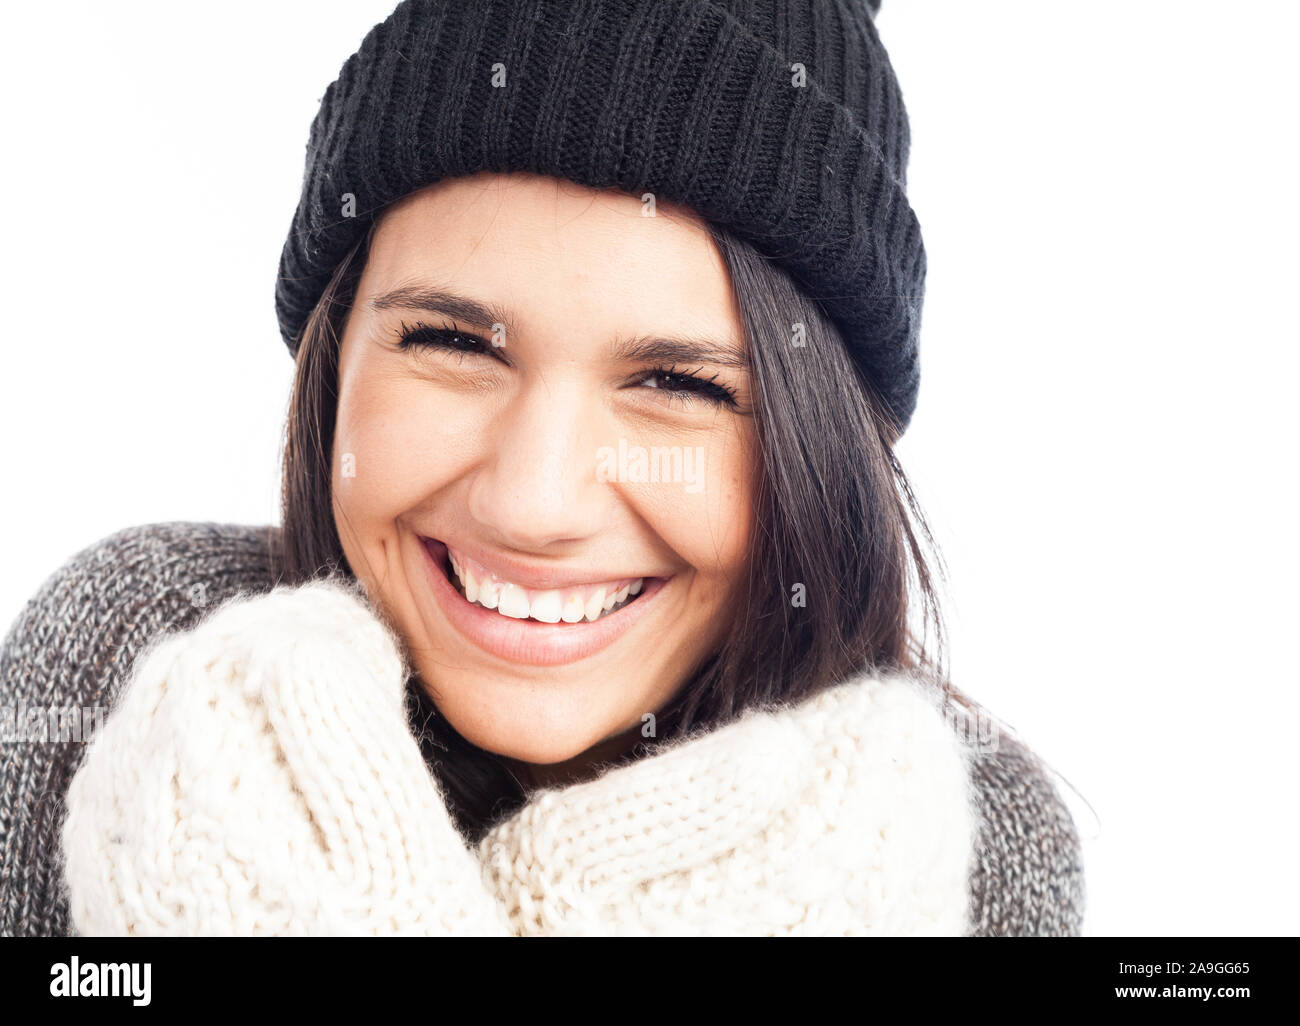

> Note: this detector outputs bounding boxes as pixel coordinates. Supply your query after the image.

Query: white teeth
[561,595,586,623]
[497,583,530,619]
[446,550,645,624]
[529,590,563,624]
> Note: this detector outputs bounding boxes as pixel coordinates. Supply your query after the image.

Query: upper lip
[421,535,662,591]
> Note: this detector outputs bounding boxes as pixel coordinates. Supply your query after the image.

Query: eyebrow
[369,284,520,339]
[609,334,748,370]
[369,283,748,369]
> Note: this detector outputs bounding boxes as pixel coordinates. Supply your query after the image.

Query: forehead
[361,172,741,339]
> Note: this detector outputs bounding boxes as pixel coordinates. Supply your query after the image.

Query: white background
[3,2,1297,935]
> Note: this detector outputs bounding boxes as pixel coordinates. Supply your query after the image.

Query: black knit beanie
[275,0,926,433]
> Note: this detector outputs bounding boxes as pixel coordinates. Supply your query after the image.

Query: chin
[479,731,596,767]
[420,676,633,767]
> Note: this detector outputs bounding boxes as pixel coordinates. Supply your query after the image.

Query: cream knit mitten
[60,579,979,936]
[59,580,511,935]
[479,667,979,935]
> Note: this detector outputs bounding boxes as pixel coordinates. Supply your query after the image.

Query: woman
[0,0,1085,935]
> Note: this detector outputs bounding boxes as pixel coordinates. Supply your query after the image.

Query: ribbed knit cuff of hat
[275,0,926,432]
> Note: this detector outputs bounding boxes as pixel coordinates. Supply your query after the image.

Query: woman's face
[332,171,756,773]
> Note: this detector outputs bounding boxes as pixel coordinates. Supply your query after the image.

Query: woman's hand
[60,579,511,936]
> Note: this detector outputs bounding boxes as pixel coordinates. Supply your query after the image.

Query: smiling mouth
[426,539,651,625]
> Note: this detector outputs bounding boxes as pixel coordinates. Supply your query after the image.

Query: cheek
[332,372,482,522]
[633,423,756,605]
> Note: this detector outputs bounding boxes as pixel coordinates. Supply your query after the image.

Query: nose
[466,377,609,551]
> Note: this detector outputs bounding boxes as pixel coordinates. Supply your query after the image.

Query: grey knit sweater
[0,521,1086,936]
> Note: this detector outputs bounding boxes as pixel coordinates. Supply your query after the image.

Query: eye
[393,319,499,360]
[636,366,738,409]
[391,323,738,409]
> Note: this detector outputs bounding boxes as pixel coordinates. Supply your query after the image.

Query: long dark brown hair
[272,208,985,842]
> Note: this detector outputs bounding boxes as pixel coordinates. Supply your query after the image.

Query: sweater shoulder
[2,521,282,708]
[960,708,1087,936]
[1,520,282,937]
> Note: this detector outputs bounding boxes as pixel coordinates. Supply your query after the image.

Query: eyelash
[393,319,739,409]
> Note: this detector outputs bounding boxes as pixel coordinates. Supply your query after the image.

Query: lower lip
[419,537,669,667]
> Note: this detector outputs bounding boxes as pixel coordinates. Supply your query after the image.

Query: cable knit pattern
[1,522,1086,936]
